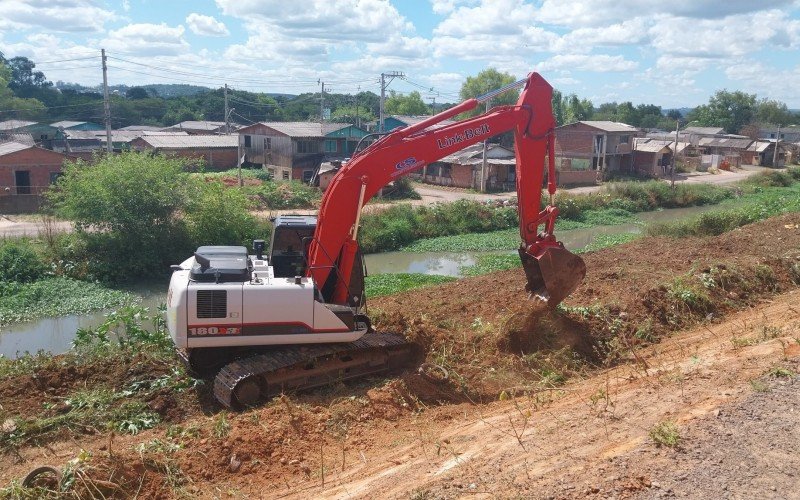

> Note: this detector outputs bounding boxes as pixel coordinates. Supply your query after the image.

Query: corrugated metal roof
[254,122,351,138]
[684,126,725,135]
[65,130,190,141]
[747,141,772,153]
[0,120,37,131]
[1,133,35,146]
[119,125,163,131]
[439,144,514,164]
[577,121,639,133]
[0,141,32,156]
[164,121,233,131]
[51,120,87,129]
[634,141,671,153]
[698,137,752,149]
[135,135,238,149]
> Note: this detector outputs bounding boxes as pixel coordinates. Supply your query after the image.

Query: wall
[0,147,70,196]
[556,170,598,186]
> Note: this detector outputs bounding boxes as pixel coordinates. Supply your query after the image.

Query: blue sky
[1,0,799,108]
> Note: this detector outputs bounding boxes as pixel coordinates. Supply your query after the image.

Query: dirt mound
[373,213,800,393]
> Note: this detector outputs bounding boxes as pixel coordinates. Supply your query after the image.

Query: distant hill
[141,84,213,98]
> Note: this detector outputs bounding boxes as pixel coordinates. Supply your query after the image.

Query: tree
[331,104,375,125]
[686,90,756,134]
[0,61,46,120]
[563,94,593,123]
[384,90,428,116]
[551,89,566,126]
[126,86,150,99]
[459,68,518,117]
[755,98,794,127]
[6,56,52,90]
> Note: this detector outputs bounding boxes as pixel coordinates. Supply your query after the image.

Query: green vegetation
[0,240,44,283]
[461,253,520,276]
[0,277,132,326]
[649,420,681,447]
[0,306,191,451]
[647,172,800,238]
[364,273,456,297]
[48,152,269,283]
[196,169,322,209]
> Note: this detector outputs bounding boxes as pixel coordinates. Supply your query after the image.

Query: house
[420,143,516,191]
[118,125,164,131]
[0,120,61,147]
[238,122,369,182]
[744,140,786,167]
[130,134,239,170]
[632,139,689,177]
[758,125,800,143]
[161,121,238,135]
[554,121,642,173]
[50,120,104,131]
[0,141,74,212]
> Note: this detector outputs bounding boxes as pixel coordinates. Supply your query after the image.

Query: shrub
[0,240,44,283]
[382,177,421,200]
[184,181,271,248]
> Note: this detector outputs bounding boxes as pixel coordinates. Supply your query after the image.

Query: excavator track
[212,333,414,409]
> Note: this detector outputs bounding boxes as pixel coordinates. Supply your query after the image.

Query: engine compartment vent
[197,290,227,318]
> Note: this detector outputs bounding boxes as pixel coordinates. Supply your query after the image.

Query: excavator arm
[307,72,586,307]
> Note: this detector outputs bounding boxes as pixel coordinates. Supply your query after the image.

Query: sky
[1,0,799,109]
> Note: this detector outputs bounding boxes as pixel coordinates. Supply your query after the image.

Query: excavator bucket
[519,245,586,306]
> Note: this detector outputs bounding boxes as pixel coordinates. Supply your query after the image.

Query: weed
[666,277,713,315]
[213,412,231,439]
[364,273,456,297]
[750,379,771,393]
[649,420,681,448]
[766,366,796,378]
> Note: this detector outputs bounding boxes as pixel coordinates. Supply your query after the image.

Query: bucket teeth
[519,245,586,307]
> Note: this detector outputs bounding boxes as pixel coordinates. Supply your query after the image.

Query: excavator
[166,72,586,408]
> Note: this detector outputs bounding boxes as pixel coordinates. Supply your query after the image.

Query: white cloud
[536,54,638,73]
[554,18,650,53]
[0,0,116,33]
[367,36,432,59]
[122,0,130,12]
[215,0,411,41]
[186,13,229,37]
[537,0,793,27]
[102,23,190,57]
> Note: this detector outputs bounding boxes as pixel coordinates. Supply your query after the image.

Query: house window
[324,140,337,153]
[441,165,452,178]
[282,170,290,180]
[264,137,271,150]
[297,141,315,153]
[619,135,629,144]
[267,168,275,178]
[303,170,314,182]
[770,133,776,139]
[244,135,252,147]
[49,172,63,184]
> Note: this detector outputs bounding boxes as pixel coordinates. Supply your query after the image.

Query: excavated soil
[1,213,799,498]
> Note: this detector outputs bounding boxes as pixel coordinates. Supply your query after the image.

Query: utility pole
[224,83,230,134]
[318,80,325,122]
[379,71,404,132]
[671,119,678,188]
[354,85,360,129]
[480,98,491,192]
[773,125,781,167]
[101,49,112,154]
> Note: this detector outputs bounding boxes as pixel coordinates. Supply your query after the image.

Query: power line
[30,56,100,64]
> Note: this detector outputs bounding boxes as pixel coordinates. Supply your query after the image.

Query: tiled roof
[164,121,234,131]
[249,122,351,138]
[684,126,725,135]
[135,134,238,149]
[698,137,753,149]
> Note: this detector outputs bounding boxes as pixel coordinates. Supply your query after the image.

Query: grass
[0,277,133,327]
[365,273,456,297]
[647,174,800,238]
[649,420,681,447]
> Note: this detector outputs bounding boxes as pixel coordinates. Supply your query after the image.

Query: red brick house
[0,142,73,195]
[130,135,239,170]
[554,121,642,173]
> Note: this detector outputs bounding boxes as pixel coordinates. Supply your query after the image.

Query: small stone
[651,481,661,489]
[200,438,208,445]
[771,486,777,492]
[279,457,287,465]
[289,459,300,465]
[469,483,476,489]
[1,419,16,433]
[229,454,242,473]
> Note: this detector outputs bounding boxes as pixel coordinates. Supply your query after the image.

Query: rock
[651,481,661,489]
[280,457,287,465]
[1,419,16,433]
[289,459,300,465]
[229,454,242,473]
